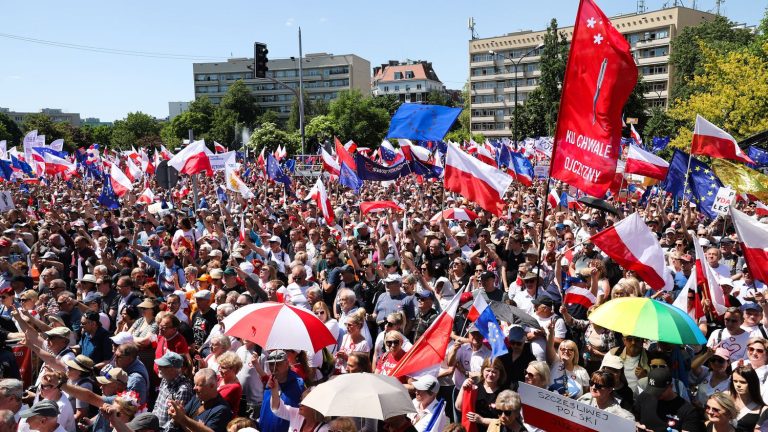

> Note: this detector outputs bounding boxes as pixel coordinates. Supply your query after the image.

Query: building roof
[373,61,441,84]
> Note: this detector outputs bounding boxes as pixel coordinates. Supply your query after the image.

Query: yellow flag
[712,159,768,202]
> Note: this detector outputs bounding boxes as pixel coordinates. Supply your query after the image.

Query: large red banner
[549,0,638,197]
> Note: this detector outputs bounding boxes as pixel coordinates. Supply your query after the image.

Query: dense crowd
[0,167,764,432]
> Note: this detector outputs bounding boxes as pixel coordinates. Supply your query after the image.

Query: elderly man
[153,352,194,432]
[191,290,217,349]
[0,379,24,423]
[17,400,63,432]
[109,343,149,406]
[407,375,447,432]
[154,314,191,375]
[373,274,415,331]
[259,350,305,432]
[77,311,112,365]
[413,290,438,341]
[168,368,232,432]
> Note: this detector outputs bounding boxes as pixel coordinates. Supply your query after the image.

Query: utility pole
[298,27,306,154]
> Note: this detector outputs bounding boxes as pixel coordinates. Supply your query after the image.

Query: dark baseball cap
[645,367,672,396]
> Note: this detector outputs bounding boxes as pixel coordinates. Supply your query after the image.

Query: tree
[666,44,768,150]
[643,107,678,142]
[22,114,60,141]
[622,76,649,136]
[368,94,402,116]
[426,90,451,107]
[305,115,339,146]
[328,90,389,146]
[287,91,312,132]
[246,122,300,154]
[207,107,239,149]
[220,80,260,127]
[257,110,280,127]
[81,124,113,147]
[669,15,754,102]
[110,112,161,149]
[0,112,22,146]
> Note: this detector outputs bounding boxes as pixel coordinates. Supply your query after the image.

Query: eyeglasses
[650,364,668,369]
[496,409,514,417]
[525,371,537,378]
[705,405,722,414]
[559,348,575,353]
[314,310,326,316]
[749,346,766,354]
[385,340,401,347]
[725,318,741,323]
[40,384,55,390]
[385,321,397,327]
[589,380,607,390]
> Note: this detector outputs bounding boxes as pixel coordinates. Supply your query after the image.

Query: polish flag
[137,188,155,204]
[476,142,498,168]
[564,284,597,309]
[444,142,513,216]
[110,164,134,197]
[387,287,466,378]
[141,150,156,176]
[360,201,403,215]
[630,124,642,146]
[335,137,356,170]
[321,148,340,177]
[239,215,246,242]
[43,153,76,176]
[731,206,768,285]
[307,178,334,225]
[755,201,768,217]
[401,141,437,166]
[690,228,728,316]
[691,115,754,164]
[125,157,142,182]
[625,144,669,180]
[257,148,266,172]
[214,141,227,153]
[168,140,213,176]
[344,140,358,154]
[160,145,174,161]
[589,213,673,291]
[548,190,561,209]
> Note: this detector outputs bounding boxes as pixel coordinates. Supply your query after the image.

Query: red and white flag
[444,142,513,216]
[110,164,134,197]
[214,141,227,153]
[321,148,340,177]
[548,190,561,209]
[589,213,673,291]
[755,201,768,217]
[360,201,403,215]
[160,145,174,161]
[387,287,466,378]
[239,214,246,243]
[476,142,498,168]
[690,228,728,316]
[141,149,155,176]
[630,124,642,146]
[125,157,142,182]
[691,115,754,164]
[257,148,266,172]
[731,206,768,285]
[137,188,155,204]
[307,178,334,225]
[42,153,76,176]
[168,140,213,176]
[625,144,669,180]
[549,0,637,197]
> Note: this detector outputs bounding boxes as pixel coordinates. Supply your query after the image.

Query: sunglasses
[749,347,766,354]
[705,405,722,414]
[385,321,397,327]
[624,336,643,342]
[650,364,668,369]
[496,409,514,417]
[589,380,607,390]
[385,340,401,347]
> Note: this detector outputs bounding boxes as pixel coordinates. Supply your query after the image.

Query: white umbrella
[301,373,415,420]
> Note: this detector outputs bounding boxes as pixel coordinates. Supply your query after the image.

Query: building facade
[372,60,445,103]
[468,6,717,138]
[168,101,191,120]
[193,53,370,118]
[0,108,81,127]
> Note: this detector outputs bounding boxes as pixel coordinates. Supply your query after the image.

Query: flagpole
[535,179,552,281]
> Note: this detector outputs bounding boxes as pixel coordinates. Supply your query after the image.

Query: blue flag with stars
[266,153,292,190]
[651,136,671,153]
[386,104,462,141]
[0,160,13,181]
[473,303,509,360]
[661,150,723,219]
[97,175,120,210]
[747,146,768,168]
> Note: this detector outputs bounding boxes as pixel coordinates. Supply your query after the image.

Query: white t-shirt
[549,359,590,398]
[530,316,566,362]
[452,344,491,390]
[707,328,751,361]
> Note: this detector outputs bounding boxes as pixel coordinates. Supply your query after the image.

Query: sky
[0,0,760,122]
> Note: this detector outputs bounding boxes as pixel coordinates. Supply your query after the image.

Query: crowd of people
[0,164,764,432]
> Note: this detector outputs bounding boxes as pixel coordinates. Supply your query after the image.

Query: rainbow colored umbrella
[588,297,706,345]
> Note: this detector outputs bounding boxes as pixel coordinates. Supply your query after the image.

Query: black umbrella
[488,301,541,329]
[577,196,619,215]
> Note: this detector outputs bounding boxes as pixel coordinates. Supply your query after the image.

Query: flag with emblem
[549,0,637,197]
[467,294,508,359]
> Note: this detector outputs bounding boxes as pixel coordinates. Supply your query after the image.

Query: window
[405,71,414,79]
[384,86,389,92]
[417,84,422,90]
[394,85,399,91]
[641,64,668,75]
[394,72,403,80]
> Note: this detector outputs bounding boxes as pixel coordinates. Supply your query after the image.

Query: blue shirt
[259,371,305,432]
[184,394,233,432]
[79,326,112,364]
[139,254,186,294]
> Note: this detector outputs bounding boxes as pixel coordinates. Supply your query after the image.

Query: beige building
[372,60,446,103]
[0,108,81,127]
[193,53,371,118]
[468,6,717,138]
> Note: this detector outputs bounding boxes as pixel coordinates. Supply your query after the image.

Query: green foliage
[110,112,161,150]
[305,115,339,146]
[669,15,754,102]
[328,90,389,146]
[369,94,402,117]
[22,114,59,140]
[0,112,22,146]
[247,122,301,154]
[425,90,452,107]
[220,80,260,127]
[623,76,649,135]
[257,110,280,127]
[444,129,484,144]
[207,107,239,148]
[81,124,113,147]
[287,91,312,132]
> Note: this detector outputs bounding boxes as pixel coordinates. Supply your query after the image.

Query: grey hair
[0,410,14,427]
[494,390,521,411]
[195,368,218,387]
[338,288,356,302]
[0,379,22,398]
[217,303,235,316]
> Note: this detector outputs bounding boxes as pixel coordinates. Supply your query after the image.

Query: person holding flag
[407,375,448,432]
[454,357,506,432]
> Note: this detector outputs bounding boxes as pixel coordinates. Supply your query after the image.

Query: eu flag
[0,160,13,181]
[747,146,768,168]
[216,185,228,203]
[662,150,723,219]
[496,143,512,170]
[651,136,671,153]
[266,154,292,190]
[98,175,120,210]
[386,104,462,142]
[474,304,508,359]
[661,150,690,198]
[11,155,33,175]
[339,163,362,192]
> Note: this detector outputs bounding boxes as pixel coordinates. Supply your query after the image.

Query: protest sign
[0,192,14,212]
[518,382,634,432]
[209,151,237,171]
[711,187,736,215]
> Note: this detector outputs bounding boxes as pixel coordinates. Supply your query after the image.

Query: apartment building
[372,60,446,103]
[468,6,718,138]
[0,108,81,127]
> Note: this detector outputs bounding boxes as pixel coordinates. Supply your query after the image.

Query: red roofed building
[372,60,446,103]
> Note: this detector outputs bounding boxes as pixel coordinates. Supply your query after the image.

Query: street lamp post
[490,43,543,147]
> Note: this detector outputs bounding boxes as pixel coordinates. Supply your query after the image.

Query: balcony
[472,115,494,122]
[636,55,669,66]
[634,37,670,49]
[641,73,669,82]
[472,87,495,95]
[471,101,505,109]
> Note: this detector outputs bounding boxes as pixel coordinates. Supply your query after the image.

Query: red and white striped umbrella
[223,302,336,353]
[430,208,479,223]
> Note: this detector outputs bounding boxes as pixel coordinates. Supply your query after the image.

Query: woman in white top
[545,321,589,398]
[334,310,370,373]
[690,347,732,408]
[268,376,329,432]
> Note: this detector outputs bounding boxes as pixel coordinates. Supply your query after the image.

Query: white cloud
[285,18,295,27]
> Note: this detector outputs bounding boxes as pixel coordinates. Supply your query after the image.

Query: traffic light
[254,42,269,78]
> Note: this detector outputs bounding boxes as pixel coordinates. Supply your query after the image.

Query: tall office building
[468,6,717,138]
[193,53,371,118]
